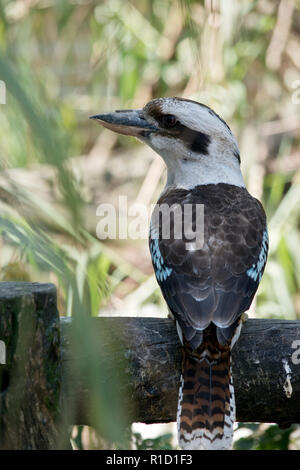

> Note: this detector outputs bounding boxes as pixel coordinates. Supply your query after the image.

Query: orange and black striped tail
[177,348,234,450]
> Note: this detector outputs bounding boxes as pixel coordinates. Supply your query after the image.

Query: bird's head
[90,97,244,189]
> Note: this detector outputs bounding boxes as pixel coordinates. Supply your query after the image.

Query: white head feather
[141,97,245,190]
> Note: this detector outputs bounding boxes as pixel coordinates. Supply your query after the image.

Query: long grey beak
[89,109,158,137]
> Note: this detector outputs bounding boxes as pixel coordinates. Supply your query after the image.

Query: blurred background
[0,0,300,450]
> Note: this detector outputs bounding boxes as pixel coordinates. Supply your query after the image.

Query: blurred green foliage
[0,0,299,450]
[132,432,174,450]
[234,423,300,450]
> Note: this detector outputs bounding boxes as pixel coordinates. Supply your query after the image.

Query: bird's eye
[161,114,178,128]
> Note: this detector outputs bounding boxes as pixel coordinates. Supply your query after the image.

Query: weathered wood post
[0,282,61,449]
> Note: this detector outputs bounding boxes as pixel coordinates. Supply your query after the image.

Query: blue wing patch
[246,229,268,282]
[150,238,173,282]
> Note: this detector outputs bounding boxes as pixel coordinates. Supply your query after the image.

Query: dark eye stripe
[145,104,212,156]
[159,123,211,155]
[182,128,211,154]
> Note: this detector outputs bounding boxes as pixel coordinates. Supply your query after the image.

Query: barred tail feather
[177,350,235,450]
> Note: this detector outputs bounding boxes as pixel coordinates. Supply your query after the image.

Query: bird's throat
[164,154,245,190]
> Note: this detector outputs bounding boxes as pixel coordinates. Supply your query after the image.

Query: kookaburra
[90,97,268,450]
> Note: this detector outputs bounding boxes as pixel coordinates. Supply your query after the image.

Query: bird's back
[150,183,268,449]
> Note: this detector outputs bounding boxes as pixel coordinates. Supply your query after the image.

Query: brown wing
[149,183,268,349]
